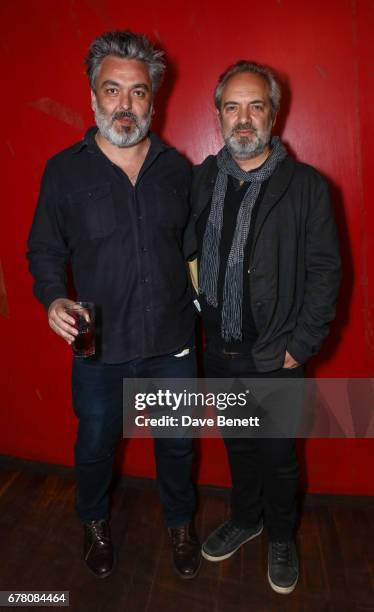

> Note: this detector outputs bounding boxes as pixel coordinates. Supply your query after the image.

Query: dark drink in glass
[66,302,95,357]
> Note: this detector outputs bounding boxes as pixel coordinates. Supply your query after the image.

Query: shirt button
[145,306,151,312]
[141,277,149,284]
[138,215,143,221]
[141,247,148,253]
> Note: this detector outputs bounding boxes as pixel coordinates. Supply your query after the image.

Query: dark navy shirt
[27,127,195,363]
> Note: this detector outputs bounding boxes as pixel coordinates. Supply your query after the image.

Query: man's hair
[214,60,281,116]
[85,30,165,94]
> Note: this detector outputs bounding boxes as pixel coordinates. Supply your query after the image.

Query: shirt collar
[72,126,170,156]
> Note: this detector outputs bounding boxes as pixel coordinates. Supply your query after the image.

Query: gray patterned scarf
[199,136,287,342]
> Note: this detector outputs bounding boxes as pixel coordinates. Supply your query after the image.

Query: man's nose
[238,106,251,123]
[118,91,131,110]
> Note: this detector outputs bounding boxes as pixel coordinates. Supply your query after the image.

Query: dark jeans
[205,347,303,541]
[72,343,196,528]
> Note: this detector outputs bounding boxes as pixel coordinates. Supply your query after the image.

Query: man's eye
[225,105,237,112]
[252,104,263,111]
[133,90,145,97]
[106,88,118,95]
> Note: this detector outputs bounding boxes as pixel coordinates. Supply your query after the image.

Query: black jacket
[186,155,341,371]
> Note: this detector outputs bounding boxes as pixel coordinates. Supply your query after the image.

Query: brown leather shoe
[168,523,201,579]
[83,519,115,578]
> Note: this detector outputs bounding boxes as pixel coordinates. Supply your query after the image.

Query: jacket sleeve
[182,163,198,262]
[183,212,198,262]
[183,157,216,262]
[26,160,69,310]
[286,175,341,364]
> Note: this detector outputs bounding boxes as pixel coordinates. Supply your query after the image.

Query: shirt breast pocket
[67,183,116,241]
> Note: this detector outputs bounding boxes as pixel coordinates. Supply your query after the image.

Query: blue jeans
[72,343,196,527]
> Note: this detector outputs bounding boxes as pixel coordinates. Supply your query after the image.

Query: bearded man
[188,60,341,594]
[27,31,201,580]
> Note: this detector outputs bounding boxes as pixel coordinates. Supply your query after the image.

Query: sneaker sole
[267,569,297,594]
[201,524,263,562]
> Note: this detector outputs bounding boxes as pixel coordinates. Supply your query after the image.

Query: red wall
[1,0,373,495]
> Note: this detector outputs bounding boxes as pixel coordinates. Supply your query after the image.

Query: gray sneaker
[202,519,263,562]
[268,540,299,594]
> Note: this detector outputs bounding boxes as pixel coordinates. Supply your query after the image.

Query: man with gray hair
[27,31,201,580]
[188,60,341,593]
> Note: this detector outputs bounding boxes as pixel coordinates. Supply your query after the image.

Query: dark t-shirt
[197,175,268,354]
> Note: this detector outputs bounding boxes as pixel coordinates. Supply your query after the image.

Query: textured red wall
[0,0,373,494]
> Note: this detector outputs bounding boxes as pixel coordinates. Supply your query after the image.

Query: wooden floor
[0,459,373,612]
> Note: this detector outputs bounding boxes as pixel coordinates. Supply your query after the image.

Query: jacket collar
[252,156,296,245]
[192,154,296,229]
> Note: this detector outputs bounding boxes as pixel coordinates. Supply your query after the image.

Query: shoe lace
[170,525,197,550]
[219,521,243,543]
[272,541,292,566]
[87,520,109,545]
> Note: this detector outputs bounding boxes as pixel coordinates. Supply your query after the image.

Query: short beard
[92,97,152,148]
[224,122,272,160]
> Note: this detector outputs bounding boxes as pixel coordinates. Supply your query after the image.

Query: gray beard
[92,98,152,148]
[224,127,272,160]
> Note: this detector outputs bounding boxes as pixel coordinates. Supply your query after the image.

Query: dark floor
[0,458,373,612]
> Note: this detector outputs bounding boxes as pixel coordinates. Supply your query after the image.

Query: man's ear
[90,90,96,111]
[272,111,278,128]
